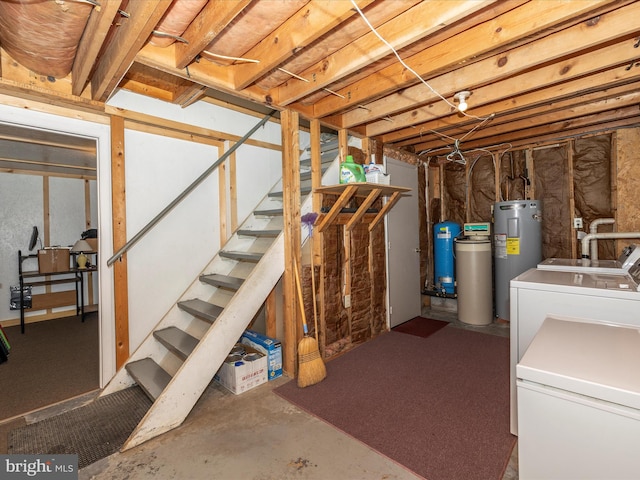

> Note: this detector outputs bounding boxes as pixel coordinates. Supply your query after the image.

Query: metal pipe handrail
[107,110,277,266]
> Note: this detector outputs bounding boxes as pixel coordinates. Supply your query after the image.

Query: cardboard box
[241,330,283,380]
[214,344,268,395]
[38,248,71,274]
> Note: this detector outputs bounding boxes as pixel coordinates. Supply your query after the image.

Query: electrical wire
[349,0,492,122]
[201,51,260,64]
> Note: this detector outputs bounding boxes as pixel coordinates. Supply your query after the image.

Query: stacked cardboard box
[214,344,267,395]
[240,330,283,380]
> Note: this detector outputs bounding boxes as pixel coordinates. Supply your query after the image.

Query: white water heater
[493,200,542,321]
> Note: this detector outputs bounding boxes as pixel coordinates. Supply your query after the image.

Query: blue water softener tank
[434,221,461,294]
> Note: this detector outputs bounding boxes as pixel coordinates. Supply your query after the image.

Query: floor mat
[391,315,449,338]
[275,329,516,480]
[8,386,152,469]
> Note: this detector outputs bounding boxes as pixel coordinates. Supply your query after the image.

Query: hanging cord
[349,0,492,122]
[446,139,466,165]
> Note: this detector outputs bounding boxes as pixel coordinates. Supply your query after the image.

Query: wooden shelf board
[31,290,76,310]
[314,182,410,197]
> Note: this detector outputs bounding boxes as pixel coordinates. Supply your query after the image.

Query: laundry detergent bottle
[339,155,366,184]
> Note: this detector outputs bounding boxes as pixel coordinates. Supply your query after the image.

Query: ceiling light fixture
[454,91,472,112]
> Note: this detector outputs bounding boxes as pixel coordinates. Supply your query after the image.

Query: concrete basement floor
[81,303,518,480]
[81,377,426,480]
[3,302,518,479]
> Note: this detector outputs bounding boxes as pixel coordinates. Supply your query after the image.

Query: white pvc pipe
[588,218,615,260]
[581,232,640,259]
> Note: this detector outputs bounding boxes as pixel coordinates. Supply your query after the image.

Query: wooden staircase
[100,138,338,450]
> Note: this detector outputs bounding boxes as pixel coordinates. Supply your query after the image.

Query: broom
[301,212,320,341]
[294,257,326,388]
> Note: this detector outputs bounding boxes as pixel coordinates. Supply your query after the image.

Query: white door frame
[0,103,115,387]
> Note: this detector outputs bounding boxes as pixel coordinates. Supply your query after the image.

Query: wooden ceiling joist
[382,43,640,146]
[274,0,497,107]
[0,0,638,154]
[91,1,173,102]
[307,0,617,118]
[174,0,252,70]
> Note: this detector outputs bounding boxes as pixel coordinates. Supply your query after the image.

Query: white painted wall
[0,174,45,317]
[0,101,113,385]
[0,90,308,386]
[123,130,221,349]
[107,91,286,353]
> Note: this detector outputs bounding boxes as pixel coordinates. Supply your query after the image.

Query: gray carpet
[8,386,152,469]
[0,313,99,422]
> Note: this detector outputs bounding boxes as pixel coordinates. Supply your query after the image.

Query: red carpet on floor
[275,327,515,480]
[391,316,449,338]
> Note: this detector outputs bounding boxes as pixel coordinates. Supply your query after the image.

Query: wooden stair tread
[268,187,311,198]
[200,273,244,290]
[178,298,224,323]
[219,250,263,262]
[253,208,283,216]
[154,327,198,360]
[126,358,171,401]
[237,229,281,237]
[299,149,338,166]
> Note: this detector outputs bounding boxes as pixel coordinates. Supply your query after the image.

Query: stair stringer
[99,188,287,397]
[121,232,285,451]
[102,136,340,450]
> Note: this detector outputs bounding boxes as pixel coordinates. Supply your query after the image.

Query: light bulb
[454,90,471,113]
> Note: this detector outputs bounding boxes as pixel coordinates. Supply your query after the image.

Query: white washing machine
[509,265,640,434]
[538,243,640,274]
[517,317,640,479]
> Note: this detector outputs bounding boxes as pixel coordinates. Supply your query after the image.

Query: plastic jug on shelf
[339,155,366,184]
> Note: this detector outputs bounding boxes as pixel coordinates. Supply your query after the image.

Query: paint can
[225,354,244,364]
[242,352,262,362]
[230,345,246,356]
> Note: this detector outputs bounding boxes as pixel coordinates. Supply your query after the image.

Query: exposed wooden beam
[119,77,174,102]
[289,0,526,110]
[91,1,172,102]
[104,104,279,151]
[255,0,422,92]
[173,84,208,107]
[431,106,640,152]
[233,0,375,91]
[72,0,121,97]
[2,48,74,97]
[136,43,257,103]
[309,0,619,117]
[273,0,496,106]
[174,0,252,70]
[110,114,129,369]
[281,109,301,377]
[481,89,640,143]
[616,127,640,237]
[218,144,228,246]
[381,42,640,144]
[410,83,640,152]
